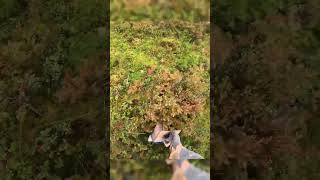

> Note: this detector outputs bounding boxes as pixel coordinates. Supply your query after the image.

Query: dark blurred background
[0,0,107,179]
[213,0,320,179]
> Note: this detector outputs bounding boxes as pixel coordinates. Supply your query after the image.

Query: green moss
[110,0,210,22]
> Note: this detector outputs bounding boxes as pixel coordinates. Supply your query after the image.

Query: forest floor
[110,21,210,179]
[110,21,210,160]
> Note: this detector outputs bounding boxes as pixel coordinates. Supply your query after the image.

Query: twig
[26,104,43,117]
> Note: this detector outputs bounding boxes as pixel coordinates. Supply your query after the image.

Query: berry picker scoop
[148,123,209,180]
[148,122,204,160]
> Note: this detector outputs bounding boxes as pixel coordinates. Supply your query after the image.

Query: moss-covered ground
[109,1,211,178]
[110,21,210,160]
